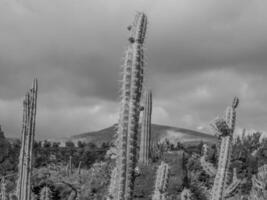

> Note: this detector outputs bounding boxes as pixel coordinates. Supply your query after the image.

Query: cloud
[1,0,267,139]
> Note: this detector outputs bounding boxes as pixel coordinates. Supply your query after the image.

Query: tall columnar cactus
[152,161,170,200]
[40,187,52,200]
[250,164,267,200]
[108,12,147,200]
[17,79,38,200]
[207,97,240,200]
[139,89,152,165]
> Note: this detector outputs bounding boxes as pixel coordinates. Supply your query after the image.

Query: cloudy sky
[1,0,267,139]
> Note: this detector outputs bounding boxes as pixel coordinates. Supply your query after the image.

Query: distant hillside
[70,124,217,146]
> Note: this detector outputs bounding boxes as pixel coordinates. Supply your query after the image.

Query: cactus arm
[139,89,152,165]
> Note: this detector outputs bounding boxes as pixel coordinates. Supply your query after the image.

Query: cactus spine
[139,89,152,165]
[209,97,239,200]
[17,79,38,200]
[152,162,170,200]
[108,12,147,200]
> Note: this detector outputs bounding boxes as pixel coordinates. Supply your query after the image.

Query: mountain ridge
[70,123,217,146]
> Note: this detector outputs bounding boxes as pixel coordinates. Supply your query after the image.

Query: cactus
[68,156,73,176]
[250,165,267,200]
[199,97,241,200]
[206,97,240,200]
[108,12,147,200]
[200,144,216,177]
[1,178,9,200]
[139,89,152,165]
[77,161,81,175]
[16,79,38,200]
[152,161,170,200]
[40,187,52,200]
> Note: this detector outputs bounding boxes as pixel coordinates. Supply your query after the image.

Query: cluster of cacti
[139,89,152,165]
[198,97,241,200]
[152,161,170,200]
[108,12,147,200]
[249,164,267,200]
[16,79,38,200]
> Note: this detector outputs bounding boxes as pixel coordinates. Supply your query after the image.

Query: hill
[70,124,217,146]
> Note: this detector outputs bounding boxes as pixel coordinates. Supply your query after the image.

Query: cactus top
[232,97,239,109]
[128,13,147,44]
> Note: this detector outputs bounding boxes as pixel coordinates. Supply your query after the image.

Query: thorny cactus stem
[16,79,38,200]
[250,164,267,200]
[210,97,239,200]
[108,12,147,200]
[152,161,170,200]
[40,186,52,200]
[139,89,152,165]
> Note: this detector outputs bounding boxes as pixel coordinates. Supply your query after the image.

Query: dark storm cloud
[1,0,267,139]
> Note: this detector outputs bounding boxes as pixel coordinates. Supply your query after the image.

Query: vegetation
[1,12,267,200]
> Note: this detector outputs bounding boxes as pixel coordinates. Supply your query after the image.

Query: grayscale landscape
[0,1,267,200]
